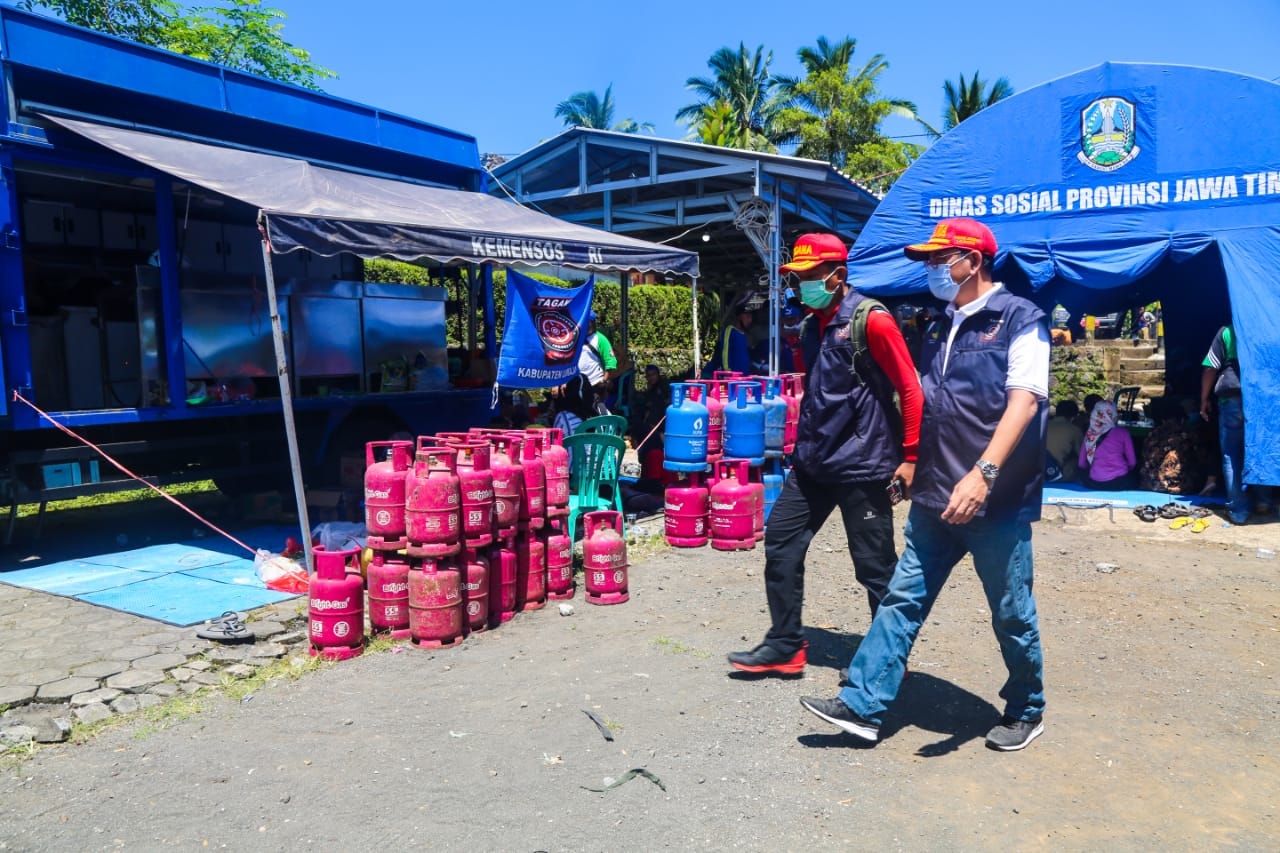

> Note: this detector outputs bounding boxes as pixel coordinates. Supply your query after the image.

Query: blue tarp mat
[847,62,1280,485]
[1043,482,1223,509]
[0,525,302,626]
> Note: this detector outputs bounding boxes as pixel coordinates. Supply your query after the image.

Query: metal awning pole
[691,276,701,375]
[258,224,313,572]
[769,194,781,377]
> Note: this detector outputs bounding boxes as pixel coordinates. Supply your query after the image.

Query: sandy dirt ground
[1,501,1278,851]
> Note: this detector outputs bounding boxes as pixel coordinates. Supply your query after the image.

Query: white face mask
[925,253,973,303]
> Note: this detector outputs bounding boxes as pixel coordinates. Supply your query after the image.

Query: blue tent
[848,62,1280,485]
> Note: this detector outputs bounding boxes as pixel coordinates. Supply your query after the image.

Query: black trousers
[761,469,897,656]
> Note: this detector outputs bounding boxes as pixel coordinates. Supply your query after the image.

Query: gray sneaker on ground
[985,716,1044,751]
[799,696,879,742]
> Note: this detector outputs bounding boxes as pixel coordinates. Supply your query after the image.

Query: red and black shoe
[727,642,807,676]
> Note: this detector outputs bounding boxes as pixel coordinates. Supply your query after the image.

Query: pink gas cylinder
[747,465,765,543]
[453,441,495,548]
[408,557,464,649]
[487,534,519,626]
[487,434,525,535]
[364,441,412,547]
[308,545,365,659]
[515,533,547,611]
[544,519,574,600]
[695,381,725,463]
[780,377,800,455]
[583,510,629,605]
[366,547,411,640]
[461,546,490,634]
[664,471,709,547]
[405,441,462,558]
[510,432,547,531]
[537,428,571,518]
[710,460,756,551]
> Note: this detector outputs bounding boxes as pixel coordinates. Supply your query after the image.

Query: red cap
[903,218,998,261]
[780,233,848,273]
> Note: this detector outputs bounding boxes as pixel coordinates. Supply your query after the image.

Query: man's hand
[894,461,916,495]
[1200,398,1212,422]
[941,468,990,525]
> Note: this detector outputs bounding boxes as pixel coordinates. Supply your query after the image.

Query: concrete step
[1120,357,1164,371]
[1120,369,1166,384]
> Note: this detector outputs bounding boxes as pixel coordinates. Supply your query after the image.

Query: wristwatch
[975,459,1000,485]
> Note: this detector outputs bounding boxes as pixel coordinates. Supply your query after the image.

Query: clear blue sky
[42,0,1280,159]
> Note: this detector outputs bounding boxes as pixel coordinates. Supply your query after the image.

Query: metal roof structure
[488,128,883,289]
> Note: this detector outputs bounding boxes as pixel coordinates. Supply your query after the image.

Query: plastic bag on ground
[255,549,309,593]
[310,522,368,552]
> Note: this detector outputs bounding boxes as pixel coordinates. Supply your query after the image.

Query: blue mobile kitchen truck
[0,8,491,539]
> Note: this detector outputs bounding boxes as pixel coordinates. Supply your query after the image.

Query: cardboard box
[42,462,81,489]
[339,453,365,490]
[304,489,363,526]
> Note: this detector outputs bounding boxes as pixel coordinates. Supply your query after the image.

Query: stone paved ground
[0,583,308,745]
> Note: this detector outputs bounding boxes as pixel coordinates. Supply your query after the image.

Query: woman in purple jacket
[1078,400,1137,489]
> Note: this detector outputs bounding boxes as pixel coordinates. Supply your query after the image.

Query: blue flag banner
[496,269,594,390]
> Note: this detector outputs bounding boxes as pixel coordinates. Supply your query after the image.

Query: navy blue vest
[913,287,1047,522]
[793,289,901,483]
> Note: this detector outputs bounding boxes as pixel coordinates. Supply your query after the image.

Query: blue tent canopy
[848,62,1280,484]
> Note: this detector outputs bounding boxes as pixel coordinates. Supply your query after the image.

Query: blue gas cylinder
[722,381,765,465]
[762,457,784,522]
[663,382,709,472]
[760,377,787,459]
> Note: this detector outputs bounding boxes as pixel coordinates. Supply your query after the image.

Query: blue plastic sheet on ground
[1043,482,1223,509]
[0,525,302,626]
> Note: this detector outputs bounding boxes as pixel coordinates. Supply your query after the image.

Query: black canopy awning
[47,115,700,277]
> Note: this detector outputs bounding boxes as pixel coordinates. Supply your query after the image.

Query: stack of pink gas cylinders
[661,372,801,553]
[308,425,632,660]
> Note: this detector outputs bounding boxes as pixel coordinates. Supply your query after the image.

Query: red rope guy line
[12,390,256,555]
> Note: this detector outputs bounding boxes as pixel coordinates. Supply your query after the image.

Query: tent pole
[769,193,781,377]
[259,229,313,572]
[691,276,701,376]
[619,269,630,362]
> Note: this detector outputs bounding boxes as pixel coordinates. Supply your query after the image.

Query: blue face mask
[925,253,973,303]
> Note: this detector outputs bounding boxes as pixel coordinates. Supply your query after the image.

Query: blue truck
[0,8,496,539]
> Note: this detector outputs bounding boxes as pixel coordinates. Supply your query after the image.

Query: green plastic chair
[579,414,628,437]
[562,432,626,540]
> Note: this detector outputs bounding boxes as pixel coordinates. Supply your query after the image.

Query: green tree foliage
[942,71,1014,132]
[677,43,783,152]
[554,84,653,133]
[19,0,334,90]
[774,36,923,191]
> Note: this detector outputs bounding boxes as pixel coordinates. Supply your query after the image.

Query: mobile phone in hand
[887,476,906,505]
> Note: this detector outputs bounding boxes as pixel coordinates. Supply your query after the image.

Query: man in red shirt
[728,233,923,676]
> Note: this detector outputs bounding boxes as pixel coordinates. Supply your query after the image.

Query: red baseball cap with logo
[780,233,848,273]
[903,218,998,261]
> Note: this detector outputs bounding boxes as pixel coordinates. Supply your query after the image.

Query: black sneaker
[985,715,1044,751]
[727,643,806,676]
[799,696,879,742]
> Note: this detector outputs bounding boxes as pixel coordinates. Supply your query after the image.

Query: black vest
[913,287,1047,522]
[793,290,901,483]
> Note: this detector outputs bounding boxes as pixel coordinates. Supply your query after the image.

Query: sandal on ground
[207,610,248,625]
[1169,516,1195,530]
[1132,505,1159,522]
[1189,517,1212,533]
[196,618,253,642]
[1159,502,1192,519]
[1189,506,1213,518]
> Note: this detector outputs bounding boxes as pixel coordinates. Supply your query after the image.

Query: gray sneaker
[799,696,879,742]
[985,716,1044,751]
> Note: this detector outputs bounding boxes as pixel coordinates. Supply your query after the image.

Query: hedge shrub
[362,259,718,370]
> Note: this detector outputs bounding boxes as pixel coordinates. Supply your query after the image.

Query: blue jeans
[1216,397,1271,521]
[839,504,1046,725]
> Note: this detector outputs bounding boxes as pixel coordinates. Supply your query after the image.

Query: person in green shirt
[577,310,617,414]
[1201,324,1270,523]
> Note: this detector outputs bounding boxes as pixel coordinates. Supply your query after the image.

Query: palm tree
[676,43,782,151]
[773,37,928,170]
[554,84,654,133]
[942,71,1014,131]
